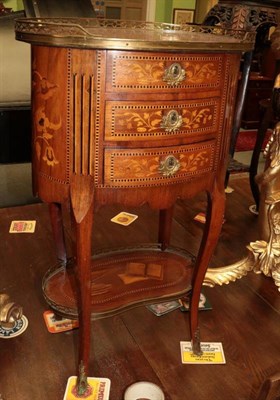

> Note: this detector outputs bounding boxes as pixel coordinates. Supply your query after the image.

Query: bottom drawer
[104,141,215,187]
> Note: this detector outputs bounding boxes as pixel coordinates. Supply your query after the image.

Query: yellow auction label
[180,341,226,364]
[9,220,36,233]
[64,376,111,400]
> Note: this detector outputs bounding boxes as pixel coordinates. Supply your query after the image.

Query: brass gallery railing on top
[15,17,256,43]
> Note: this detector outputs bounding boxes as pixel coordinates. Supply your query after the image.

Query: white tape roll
[124,381,165,400]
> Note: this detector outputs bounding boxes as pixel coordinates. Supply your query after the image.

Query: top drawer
[106,51,223,93]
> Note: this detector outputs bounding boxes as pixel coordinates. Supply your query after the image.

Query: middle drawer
[104,98,220,142]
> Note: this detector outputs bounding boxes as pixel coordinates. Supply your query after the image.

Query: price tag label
[9,220,36,233]
[64,376,111,400]
[180,341,226,364]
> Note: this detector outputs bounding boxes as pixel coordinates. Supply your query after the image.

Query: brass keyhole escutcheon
[159,155,180,177]
[163,62,186,86]
[160,109,183,132]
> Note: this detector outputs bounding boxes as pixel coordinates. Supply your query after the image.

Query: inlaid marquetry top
[15,17,255,52]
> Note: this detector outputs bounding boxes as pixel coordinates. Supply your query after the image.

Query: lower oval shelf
[42,245,195,320]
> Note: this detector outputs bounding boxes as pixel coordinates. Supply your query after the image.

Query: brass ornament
[77,361,89,396]
[163,63,186,86]
[254,122,280,289]
[204,252,255,287]
[248,204,280,291]
[192,327,202,356]
[159,155,181,177]
[160,110,183,132]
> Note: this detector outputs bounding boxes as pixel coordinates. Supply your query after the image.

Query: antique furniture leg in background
[48,202,67,263]
[249,98,274,212]
[227,50,253,182]
[158,207,174,251]
[256,372,280,400]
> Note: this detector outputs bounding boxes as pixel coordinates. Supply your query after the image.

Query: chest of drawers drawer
[103,141,215,187]
[104,98,220,142]
[106,51,223,93]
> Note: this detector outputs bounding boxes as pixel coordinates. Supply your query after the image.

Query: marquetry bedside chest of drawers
[15,18,254,392]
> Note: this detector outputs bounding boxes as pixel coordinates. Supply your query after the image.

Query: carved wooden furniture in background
[204,1,279,34]
[204,0,279,173]
[242,75,275,129]
[15,18,253,393]
[249,97,274,211]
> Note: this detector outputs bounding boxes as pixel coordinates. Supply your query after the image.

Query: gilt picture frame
[173,8,195,25]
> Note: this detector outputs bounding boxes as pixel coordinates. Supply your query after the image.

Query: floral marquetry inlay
[105,100,218,140]
[120,108,213,132]
[104,143,215,187]
[109,53,222,91]
[34,106,61,166]
[129,62,165,82]
[121,110,163,133]
[33,70,61,167]
[185,62,217,83]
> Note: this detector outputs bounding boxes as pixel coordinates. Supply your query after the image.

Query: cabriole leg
[70,174,94,394]
[190,183,225,355]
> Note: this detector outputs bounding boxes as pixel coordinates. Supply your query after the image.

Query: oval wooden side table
[15,18,254,394]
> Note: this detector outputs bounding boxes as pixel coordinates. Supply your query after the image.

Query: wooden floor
[1,174,280,400]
